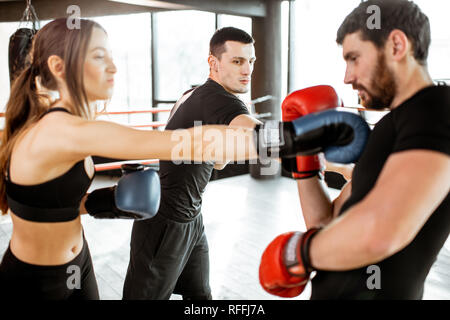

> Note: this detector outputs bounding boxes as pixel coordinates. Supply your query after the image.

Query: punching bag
[8,0,40,86]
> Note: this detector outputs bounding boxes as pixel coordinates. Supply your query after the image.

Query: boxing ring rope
[96,107,172,115]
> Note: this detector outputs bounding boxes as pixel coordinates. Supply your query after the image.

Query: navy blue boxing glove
[254,110,370,164]
[85,168,160,220]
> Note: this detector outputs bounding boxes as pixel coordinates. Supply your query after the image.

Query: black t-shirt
[311,85,450,299]
[158,79,249,222]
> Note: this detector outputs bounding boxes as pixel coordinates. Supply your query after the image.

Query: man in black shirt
[258,0,449,299]
[123,27,261,299]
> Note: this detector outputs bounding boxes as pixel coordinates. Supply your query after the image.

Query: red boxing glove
[259,228,320,298]
[281,85,342,120]
[281,85,342,179]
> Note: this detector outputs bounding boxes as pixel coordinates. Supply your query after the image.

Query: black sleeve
[203,94,250,125]
[392,100,450,156]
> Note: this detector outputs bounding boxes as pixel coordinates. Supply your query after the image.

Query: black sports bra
[5,108,94,222]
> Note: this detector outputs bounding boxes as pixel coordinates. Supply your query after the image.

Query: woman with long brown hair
[0,17,256,300]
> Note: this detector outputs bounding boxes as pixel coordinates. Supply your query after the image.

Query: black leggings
[0,235,99,300]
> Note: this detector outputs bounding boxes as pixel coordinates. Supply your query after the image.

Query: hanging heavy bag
[8,0,40,86]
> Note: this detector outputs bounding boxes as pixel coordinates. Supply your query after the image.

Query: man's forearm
[297,177,334,228]
[308,205,385,271]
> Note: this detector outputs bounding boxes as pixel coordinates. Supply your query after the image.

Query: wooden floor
[0,174,449,300]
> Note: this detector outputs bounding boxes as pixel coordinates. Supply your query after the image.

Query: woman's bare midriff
[9,212,84,266]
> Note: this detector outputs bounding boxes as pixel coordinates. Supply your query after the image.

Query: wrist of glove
[254,121,296,159]
[283,228,321,276]
[281,155,325,180]
[85,187,141,219]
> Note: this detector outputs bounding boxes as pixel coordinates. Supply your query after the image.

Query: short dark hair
[209,27,254,59]
[336,0,430,65]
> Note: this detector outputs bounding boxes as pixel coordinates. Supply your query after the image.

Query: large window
[153,11,253,125]
[92,13,152,127]
[154,10,215,102]
[414,0,450,82]
[291,0,362,106]
[0,14,152,128]
[0,10,255,131]
[289,0,450,126]
[291,0,450,106]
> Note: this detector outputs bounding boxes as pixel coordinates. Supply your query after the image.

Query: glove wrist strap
[254,121,292,158]
[284,228,321,276]
[293,170,324,180]
[300,227,321,273]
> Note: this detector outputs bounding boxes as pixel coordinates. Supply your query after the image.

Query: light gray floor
[0,173,449,300]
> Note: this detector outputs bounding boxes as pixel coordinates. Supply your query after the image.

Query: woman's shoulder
[27,106,84,152]
[37,105,84,130]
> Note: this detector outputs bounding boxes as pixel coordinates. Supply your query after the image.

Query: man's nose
[241,61,251,75]
[344,65,355,84]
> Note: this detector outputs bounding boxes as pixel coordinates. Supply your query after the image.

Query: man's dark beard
[356,53,397,110]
